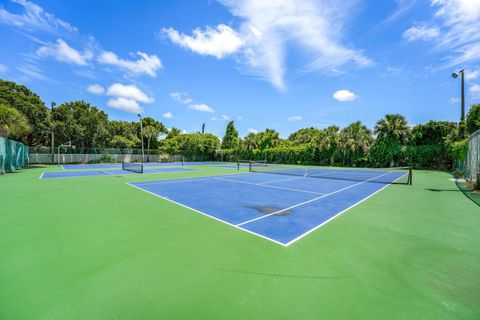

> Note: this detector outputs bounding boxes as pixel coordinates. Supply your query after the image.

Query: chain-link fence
[29,146,171,164]
[0,137,29,174]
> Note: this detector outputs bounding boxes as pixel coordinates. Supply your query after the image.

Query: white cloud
[162,24,243,59]
[237,115,243,120]
[465,69,480,80]
[107,97,142,113]
[287,115,302,122]
[221,114,230,120]
[333,89,357,102]
[0,63,6,73]
[106,83,153,103]
[36,39,92,65]
[403,26,440,41]
[248,128,259,134]
[189,103,214,112]
[162,112,173,119]
[0,0,76,34]
[170,92,193,104]
[449,97,460,104]
[163,0,371,89]
[87,84,105,95]
[98,51,162,77]
[470,83,480,99]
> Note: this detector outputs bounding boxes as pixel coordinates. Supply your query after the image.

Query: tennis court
[128,166,410,245]
[41,167,193,179]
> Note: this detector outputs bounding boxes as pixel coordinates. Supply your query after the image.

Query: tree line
[1,79,479,169]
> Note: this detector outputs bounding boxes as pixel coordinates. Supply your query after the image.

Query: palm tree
[319,125,340,165]
[143,125,160,151]
[243,132,260,152]
[0,104,31,139]
[339,121,373,166]
[374,114,410,144]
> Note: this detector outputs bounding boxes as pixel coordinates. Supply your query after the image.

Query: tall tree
[465,104,480,135]
[258,129,280,150]
[339,121,373,166]
[52,101,110,148]
[143,125,160,150]
[288,127,323,146]
[0,104,31,139]
[243,132,260,152]
[0,79,49,145]
[319,125,340,165]
[410,120,457,145]
[374,114,410,144]
[221,121,239,149]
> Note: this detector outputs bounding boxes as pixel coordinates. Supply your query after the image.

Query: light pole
[452,70,465,121]
[51,102,56,164]
[138,114,145,163]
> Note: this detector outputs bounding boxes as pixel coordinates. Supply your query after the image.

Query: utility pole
[452,70,465,121]
[202,123,205,134]
[51,102,56,164]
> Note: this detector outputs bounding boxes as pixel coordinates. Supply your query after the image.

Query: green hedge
[216,143,454,170]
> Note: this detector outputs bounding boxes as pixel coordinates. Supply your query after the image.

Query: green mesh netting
[0,137,29,174]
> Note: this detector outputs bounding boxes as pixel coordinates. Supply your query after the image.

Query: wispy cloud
[170,91,215,112]
[17,63,49,80]
[375,0,419,29]
[162,0,371,90]
[404,0,480,69]
[287,115,302,122]
[170,92,193,104]
[247,128,259,134]
[97,51,162,77]
[333,89,358,102]
[403,25,439,41]
[0,63,7,73]
[470,83,480,99]
[190,103,214,113]
[36,39,93,65]
[0,0,76,34]
[86,84,105,95]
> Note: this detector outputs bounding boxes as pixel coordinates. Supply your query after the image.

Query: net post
[237,161,240,171]
[408,166,413,185]
[249,161,252,172]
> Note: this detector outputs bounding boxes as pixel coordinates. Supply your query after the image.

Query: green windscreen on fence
[0,137,29,174]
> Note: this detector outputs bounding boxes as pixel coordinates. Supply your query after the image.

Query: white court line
[213,177,324,195]
[256,176,305,185]
[102,170,115,175]
[285,172,408,246]
[126,182,288,247]
[236,171,393,227]
[39,172,44,179]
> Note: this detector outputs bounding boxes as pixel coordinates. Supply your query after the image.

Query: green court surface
[1,165,479,319]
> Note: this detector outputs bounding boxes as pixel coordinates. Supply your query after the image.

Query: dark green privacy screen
[0,137,29,174]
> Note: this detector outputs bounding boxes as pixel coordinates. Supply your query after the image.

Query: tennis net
[122,162,143,174]
[249,162,412,185]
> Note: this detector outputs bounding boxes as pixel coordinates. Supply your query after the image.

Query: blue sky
[1,0,480,138]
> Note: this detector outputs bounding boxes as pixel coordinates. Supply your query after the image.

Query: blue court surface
[41,167,193,179]
[61,161,228,170]
[128,169,406,246]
